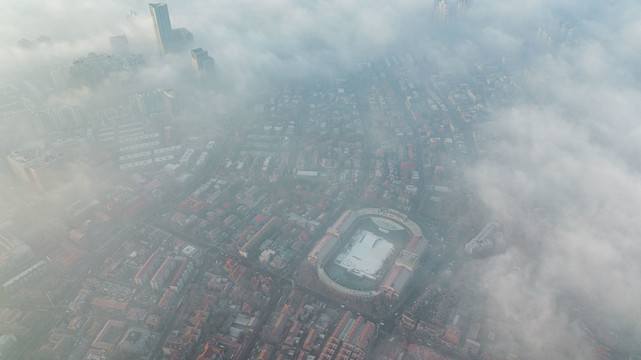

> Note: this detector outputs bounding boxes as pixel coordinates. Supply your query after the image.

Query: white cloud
[2,0,641,356]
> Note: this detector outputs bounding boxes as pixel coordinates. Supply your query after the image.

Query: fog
[2,0,641,358]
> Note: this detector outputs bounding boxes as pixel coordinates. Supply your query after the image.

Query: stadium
[307,208,427,303]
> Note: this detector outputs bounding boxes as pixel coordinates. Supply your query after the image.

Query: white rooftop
[333,228,394,280]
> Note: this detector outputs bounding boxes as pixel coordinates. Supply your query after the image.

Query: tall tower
[190,48,215,78]
[109,34,129,55]
[149,3,173,55]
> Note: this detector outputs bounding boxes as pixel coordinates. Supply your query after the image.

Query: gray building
[149,3,173,55]
[109,35,129,55]
[149,3,193,55]
[191,48,215,78]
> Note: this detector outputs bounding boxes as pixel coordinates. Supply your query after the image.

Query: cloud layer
[3,0,641,357]
[465,1,641,356]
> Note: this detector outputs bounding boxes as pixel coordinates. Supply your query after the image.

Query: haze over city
[0,1,640,359]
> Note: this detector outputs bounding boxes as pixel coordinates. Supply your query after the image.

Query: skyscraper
[149,3,173,55]
[109,34,129,55]
[190,48,215,78]
[149,3,193,55]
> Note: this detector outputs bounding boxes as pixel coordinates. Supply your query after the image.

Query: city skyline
[0,1,640,359]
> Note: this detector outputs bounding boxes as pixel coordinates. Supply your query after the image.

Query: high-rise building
[69,52,145,87]
[109,35,129,55]
[7,146,70,191]
[0,232,34,274]
[190,48,215,78]
[149,3,193,55]
[31,105,88,133]
[149,3,172,55]
[134,88,179,117]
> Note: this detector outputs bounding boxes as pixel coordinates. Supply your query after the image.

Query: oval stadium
[307,208,427,303]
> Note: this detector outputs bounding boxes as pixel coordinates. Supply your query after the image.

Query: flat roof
[333,229,394,280]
